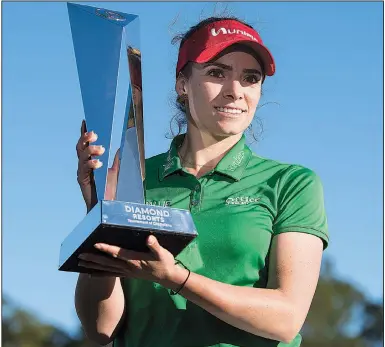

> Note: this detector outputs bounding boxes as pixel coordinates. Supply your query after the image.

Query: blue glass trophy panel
[68,3,143,203]
[59,4,198,274]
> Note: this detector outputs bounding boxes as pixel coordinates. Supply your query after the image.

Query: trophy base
[59,200,198,274]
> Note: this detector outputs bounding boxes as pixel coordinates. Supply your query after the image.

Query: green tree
[301,259,383,347]
[361,300,383,347]
[2,296,99,347]
[2,259,382,347]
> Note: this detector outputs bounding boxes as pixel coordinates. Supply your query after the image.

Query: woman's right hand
[76,120,120,212]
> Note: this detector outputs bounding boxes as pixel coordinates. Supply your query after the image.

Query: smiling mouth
[214,106,246,114]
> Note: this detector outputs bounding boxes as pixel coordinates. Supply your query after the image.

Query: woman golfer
[75,16,329,347]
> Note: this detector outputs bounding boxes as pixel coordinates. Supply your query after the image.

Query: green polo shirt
[114,134,329,347]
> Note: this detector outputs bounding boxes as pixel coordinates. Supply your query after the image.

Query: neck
[178,126,242,177]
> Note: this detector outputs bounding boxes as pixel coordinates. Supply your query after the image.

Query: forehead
[214,51,262,69]
[208,43,263,70]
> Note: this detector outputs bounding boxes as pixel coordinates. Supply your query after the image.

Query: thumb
[147,235,161,256]
[81,119,87,135]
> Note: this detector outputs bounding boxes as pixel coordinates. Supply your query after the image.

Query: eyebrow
[201,62,262,75]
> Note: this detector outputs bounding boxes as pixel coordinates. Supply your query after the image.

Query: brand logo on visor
[211,28,260,43]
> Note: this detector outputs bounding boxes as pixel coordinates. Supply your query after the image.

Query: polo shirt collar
[214,134,252,181]
[159,134,252,181]
[159,135,184,181]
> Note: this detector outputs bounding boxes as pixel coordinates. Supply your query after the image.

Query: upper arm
[267,232,323,328]
[267,166,328,328]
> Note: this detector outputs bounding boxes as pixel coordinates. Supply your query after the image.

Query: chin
[210,123,246,138]
[219,119,249,132]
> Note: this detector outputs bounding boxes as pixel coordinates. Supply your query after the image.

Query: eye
[244,73,262,84]
[207,69,225,78]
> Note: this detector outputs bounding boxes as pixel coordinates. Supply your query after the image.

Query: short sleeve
[273,166,329,249]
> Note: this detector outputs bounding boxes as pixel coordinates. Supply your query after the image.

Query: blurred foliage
[301,259,383,347]
[2,259,383,346]
[2,296,102,347]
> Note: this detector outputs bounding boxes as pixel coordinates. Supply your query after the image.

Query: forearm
[75,274,125,345]
[163,269,298,343]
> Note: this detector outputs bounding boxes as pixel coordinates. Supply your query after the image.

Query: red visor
[176,19,275,77]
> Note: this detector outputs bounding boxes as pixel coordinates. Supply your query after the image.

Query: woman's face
[178,49,263,138]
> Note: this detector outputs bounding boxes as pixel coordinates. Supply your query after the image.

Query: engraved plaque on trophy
[59,3,197,274]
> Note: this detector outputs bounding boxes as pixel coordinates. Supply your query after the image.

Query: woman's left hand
[78,235,179,285]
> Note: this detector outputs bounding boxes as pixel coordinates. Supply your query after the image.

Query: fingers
[77,146,104,177]
[76,123,105,184]
[78,249,154,276]
[87,272,124,278]
[87,272,125,278]
[76,121,121,195]
[146,235,162,258]
[93,243,155,262]
[76,129,99,158]
[78,260,127,277]
[77,155,103,186]
[79,253,128,269]
[79,144,105,163]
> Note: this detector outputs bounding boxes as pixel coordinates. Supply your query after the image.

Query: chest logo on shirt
[225,196,260,205]
[146,200,172,207]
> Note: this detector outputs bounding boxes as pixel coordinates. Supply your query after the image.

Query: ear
[175,76,188,97]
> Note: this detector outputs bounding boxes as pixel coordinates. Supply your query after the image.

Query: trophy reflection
[128,46,145,179]
[59,3,197,274]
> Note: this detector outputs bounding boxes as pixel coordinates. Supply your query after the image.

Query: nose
[223,80,244,101]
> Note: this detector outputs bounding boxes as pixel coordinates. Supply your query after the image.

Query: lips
[214,106,246,114]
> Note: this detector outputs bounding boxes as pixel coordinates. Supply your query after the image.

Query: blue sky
[2,1,383,334]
